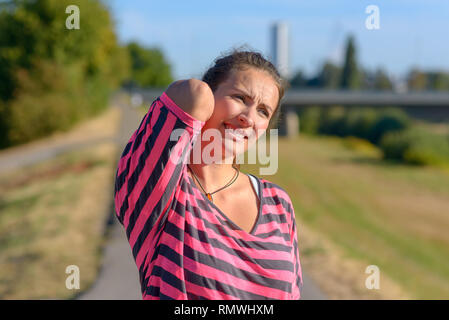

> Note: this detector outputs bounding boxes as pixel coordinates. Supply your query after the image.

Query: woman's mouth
[223,123,248,141]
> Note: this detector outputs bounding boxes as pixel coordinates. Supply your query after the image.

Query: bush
[337,107,361,137]
[0,0,129,149]
[404,134,449,166]
[379,129,412,161]
[1,60,89,147]
[319,105,346,135]
[299,106,322,134]
[349,107,380,140]
[0,100,9,148]
[338,107,379,138]
[380,127,449,166]
[342,136,381,156]
[299,105,411,151]
[367,107,411,145]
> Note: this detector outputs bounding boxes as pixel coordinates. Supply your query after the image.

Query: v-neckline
[187,173,263,236]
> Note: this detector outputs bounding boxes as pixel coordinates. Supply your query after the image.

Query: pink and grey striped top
[114,91,303,300]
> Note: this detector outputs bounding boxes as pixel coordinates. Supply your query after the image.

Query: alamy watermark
[65,5,80,30]
[65,265,80,290]
[365,265,380,290]
[365,5,380,30]
[168,124,279,175]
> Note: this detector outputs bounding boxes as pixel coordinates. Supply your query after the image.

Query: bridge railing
[127,89,449,138]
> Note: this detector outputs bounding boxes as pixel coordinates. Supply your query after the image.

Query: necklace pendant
[206,193,213,202]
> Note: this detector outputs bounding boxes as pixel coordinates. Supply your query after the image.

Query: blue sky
[108,0,449,81]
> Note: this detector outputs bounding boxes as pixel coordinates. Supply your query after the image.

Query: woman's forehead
[221,68,279,107]
[226,67,272,84]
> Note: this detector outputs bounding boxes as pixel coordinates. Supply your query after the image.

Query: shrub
[338,107,361,137]
[350,107,380,140]
[379,129,413,161]
[338,107,379,138]
[319,105,346,135]
[368,107,411,145]
[380,127,449,166]
[0,0,129,149]
[308,106,409,144]
[404,134,449,166]
[299,106,322,134]
[342,136,381,157]
[2,60,89,147]
[0,100,10,148]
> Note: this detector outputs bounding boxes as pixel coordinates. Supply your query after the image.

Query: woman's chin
[222,138,247,158]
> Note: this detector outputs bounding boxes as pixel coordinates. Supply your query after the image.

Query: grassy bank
[0,107,120,299]
[243,134,449,299]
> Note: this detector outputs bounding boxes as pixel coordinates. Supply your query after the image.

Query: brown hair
[202,46,287,131]
[201,46,288,170]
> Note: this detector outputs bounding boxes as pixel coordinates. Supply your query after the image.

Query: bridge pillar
[279,105,299,138]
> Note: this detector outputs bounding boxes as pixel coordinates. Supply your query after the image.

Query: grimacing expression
[201,67,279,158]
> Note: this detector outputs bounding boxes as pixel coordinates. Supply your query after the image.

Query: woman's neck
[187,160,238,192]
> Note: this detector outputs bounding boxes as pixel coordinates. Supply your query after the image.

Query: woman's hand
[165,79,214,122]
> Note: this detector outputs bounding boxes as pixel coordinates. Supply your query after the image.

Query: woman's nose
[238,112,254,127]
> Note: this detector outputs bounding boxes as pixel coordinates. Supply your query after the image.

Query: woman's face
[201,67,279,161]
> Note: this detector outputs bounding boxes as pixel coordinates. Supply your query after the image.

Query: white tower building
[271,22,298,138]
[271,22,289,79]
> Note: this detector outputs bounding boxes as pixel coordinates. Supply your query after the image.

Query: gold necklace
[187,165,239,202]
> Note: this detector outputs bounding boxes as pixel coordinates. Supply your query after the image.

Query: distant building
[271,22,289,79]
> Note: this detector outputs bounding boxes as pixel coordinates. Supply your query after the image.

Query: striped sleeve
[290,210,303,299]
[114,92,204,246]
[282,191,303,300]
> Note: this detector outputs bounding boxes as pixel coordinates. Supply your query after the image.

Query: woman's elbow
[165,79,214,122]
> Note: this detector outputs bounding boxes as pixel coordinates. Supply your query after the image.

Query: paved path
[300,273,328,300]
[77,98,327,300]
[77,217,142,300]
[78,98,143,300]
[0,136,117,175]
[0,110,120,175]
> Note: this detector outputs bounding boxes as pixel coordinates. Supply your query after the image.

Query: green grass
[0,144,116,299]
[242,134,449,299]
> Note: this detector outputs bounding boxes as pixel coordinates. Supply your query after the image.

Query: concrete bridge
[129,89,449,138]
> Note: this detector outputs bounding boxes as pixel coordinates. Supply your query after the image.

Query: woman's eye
[234,95,245,101]
[259,109,269,117]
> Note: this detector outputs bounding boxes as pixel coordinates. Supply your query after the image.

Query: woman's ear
[232,158,241,171]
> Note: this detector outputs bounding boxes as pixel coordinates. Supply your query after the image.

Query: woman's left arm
[289,204,303,300]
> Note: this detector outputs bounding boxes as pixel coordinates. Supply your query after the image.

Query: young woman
[114,50,303,300]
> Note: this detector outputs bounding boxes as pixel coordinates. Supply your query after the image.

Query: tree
[407,69,428,91]
[124,42,173,88]
[428,72,449,91]
[340,35,361,90]
[289,70,306,88]
[0,0,130,148]
[318,61,341,89]
[290,62,341,89]
[374,68,393,90]
[0,0,129,101]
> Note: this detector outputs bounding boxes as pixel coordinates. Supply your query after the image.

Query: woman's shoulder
[254,175,297,230]
[251,175,294,209]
